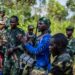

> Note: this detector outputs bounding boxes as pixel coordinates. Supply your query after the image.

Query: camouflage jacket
[51,52,73,75]
[0,29,8,54]
[67,37,75,56]
[6,27,25,57]
[7,27,25,47]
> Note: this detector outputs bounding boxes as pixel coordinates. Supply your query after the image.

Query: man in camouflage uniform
[49,33,73,75]
[0,9,9,75]
[19,25,36,75]
[3,15,25,75]
[66,26,75,60]
[0,33,5,75]
[26,25,36,46]
[21,17,52,75]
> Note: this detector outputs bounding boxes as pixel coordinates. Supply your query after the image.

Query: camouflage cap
[38,17,51,27]
[28,25,34,29]
[66,26,74,31]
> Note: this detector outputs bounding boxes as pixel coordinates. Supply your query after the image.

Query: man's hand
[16,33,23,41]
[0,24,5,30]
[7,48,13,56]
[20,36,27,44]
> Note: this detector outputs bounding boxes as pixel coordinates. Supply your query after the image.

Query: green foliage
[0,0,75,37]
[47,0,68,20]
[49,16,71,35]
[66,0,75,11]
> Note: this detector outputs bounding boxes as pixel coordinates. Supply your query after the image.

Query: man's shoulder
[71,38,75,41]
[43,33,51,38]
[43,33,51,41]
[58,53,71,62]
[7,28,24,33]
[16,27,25,34]
[16,27,23,31]
[69,38,75,44]
[38,34,51,43]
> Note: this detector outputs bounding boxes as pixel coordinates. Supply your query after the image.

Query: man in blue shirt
[21,17,52,75]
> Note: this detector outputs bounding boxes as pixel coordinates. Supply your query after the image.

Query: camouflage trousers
[29,68,48,75]
[21,66,52,75]
[3,57,19,75]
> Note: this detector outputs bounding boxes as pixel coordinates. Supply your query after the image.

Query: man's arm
[23,35,51,54]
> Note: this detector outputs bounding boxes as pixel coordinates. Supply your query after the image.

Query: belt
[33,66,46,71]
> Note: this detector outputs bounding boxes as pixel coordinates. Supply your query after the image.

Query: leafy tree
[47,0,68,21]
[0,0,74,36]
[66,0,75,11]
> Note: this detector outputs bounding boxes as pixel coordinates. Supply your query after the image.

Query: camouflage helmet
[66,26,74,31]
[38,17,51,27]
